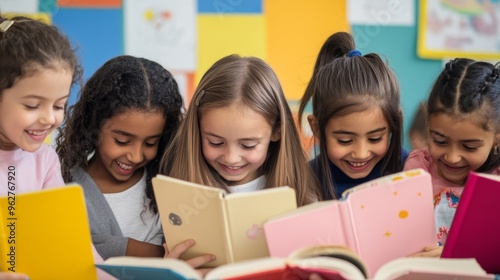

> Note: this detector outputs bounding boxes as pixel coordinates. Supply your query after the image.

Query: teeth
[227,166,241,170]
[348,161,368,167]
[117,161,132,170]
[27,130,46,136]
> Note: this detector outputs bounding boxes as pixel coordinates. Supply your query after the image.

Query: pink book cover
[264,169,437,278]
[263,200,352,257]
[441,171,500,274]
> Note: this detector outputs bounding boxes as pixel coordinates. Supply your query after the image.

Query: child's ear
[271,129,281,142]
[307,114,319,139]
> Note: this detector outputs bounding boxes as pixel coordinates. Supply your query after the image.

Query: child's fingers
[186,254,216,269]
[423,245,440,251]
[408,247,442,258]
[165,239,195,259]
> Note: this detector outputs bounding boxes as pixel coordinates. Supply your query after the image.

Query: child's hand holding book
[164,239,216,277]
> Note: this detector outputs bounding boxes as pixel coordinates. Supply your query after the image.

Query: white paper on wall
[124,0,197,72]
[0,0,39,13]
[348,0,415,26]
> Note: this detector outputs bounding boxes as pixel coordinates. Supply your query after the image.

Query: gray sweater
[71,167,128,260]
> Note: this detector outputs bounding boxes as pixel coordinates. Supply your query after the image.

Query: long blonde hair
[160,54,321,206]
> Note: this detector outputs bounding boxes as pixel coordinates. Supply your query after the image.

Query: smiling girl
[405,58,500,256]
[160,54,321,206]
[298,32,406,200]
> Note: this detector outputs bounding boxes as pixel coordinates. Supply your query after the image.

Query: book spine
[339,201,360,254]
[221,193,235,263]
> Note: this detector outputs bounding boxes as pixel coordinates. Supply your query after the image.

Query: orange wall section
[265,0,349,101]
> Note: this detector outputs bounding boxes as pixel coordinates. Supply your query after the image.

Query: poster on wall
[0,0,38,13]
[418,0,500,60]
[124,0,196,72]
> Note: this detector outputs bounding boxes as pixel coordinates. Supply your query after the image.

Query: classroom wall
[0,0,463,151]
[351,0,443,151]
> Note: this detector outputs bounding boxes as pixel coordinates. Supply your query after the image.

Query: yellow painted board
[197,15,266,85]
[265,0,349,100]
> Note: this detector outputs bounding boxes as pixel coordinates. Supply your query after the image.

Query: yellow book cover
[0,185,97,280]
[152,175,297,267]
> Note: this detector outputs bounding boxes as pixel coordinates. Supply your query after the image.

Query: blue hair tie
[346,49,362,58]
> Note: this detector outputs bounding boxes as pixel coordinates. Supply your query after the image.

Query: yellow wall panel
[197,15,266,84]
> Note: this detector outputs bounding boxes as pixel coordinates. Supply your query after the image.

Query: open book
[263,169,437,277]
[0,185,97,279]
[152,175,297,267]
[96,245,493,280]
[442,171,500,274]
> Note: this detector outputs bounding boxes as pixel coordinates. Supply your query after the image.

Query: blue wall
[352,1,442,151]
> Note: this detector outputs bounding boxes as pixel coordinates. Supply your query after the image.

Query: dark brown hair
[0,16,81,95]
[427,58,500,172]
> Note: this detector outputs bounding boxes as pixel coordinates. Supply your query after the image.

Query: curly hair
[57,55,183,213]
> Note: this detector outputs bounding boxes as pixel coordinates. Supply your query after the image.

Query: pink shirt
[404,148,464,197]
[404,148,500,245]
[0,144,64,196]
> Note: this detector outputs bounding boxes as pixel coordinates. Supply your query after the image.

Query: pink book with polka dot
[263,169,437,278]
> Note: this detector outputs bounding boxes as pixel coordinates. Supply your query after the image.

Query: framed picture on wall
[417,0,500,60]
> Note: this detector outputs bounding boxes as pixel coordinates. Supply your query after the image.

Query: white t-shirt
[103,172,163,245]
[228,175,266,193]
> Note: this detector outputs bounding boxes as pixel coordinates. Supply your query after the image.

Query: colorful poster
[418,0,500,59]
[124,0,196,72]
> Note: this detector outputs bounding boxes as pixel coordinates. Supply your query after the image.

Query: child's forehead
[325,107,389,133]
[428,113,495,135]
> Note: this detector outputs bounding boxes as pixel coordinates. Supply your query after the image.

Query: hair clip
[346,49,362,58]
[0,20,14,33]
[195,90,205,106]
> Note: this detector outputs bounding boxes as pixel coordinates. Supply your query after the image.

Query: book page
[205,257,286,279]
[373,257,491,280]
[224,187,297,262]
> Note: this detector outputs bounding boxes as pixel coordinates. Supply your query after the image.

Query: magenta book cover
[442,171,500,274]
